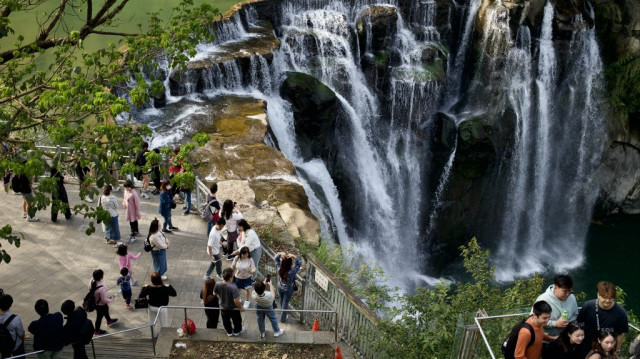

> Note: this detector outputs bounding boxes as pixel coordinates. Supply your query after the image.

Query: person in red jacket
[515,300,553,359]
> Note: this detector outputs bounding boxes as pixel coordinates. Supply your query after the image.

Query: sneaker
[113,241,124,247]
[168,226,179,230]
[260,332,266,339]
[161,229,172,234]
[128,237,136,244]
[106,319,118,326]
[85,196,93,203]
[203,275,209,280]
[22,212,27,218]
[243,300,250,309]
[234,327,246,336]
[227,332,234,337]
[151,189,160,195]
[94,329,107,336]
[125,304,131,309]
[141,193,149,199]
[132,279,137,286]
[274,329,284,338]
[216,274,223,280]
[161,275,168,280]
[27,216,39,222]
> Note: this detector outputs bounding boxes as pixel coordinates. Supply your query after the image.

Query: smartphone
[265,274,271,283]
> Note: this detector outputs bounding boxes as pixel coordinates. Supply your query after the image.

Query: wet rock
[356,6,398,55]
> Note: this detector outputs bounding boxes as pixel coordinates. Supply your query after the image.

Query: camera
[265,274,271,283]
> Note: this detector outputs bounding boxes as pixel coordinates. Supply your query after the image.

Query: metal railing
[469,311,640,359]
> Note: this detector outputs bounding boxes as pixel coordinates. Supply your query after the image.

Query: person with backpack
[27,299,64,359]
[204,183,221,235]
[88,269,118,335]
[0,294,25,358]
[503,300,553,359]
[11,172,39,222]
[60,300,93,359]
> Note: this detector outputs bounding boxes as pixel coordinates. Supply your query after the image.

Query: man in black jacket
[60,300,93,359]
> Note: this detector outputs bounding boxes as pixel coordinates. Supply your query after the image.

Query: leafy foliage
[606,54,640,119]
[0,0,220,263]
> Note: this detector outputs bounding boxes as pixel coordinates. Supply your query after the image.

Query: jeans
[122,289,132,305]
[221,309,243,334]
[37,350,64,359]
[207,220,214,236]
[250,246,262,280]
[149,306,169,337]
[107,215,121,240]
[162,214,173,231]
[256,304,280,334]
[151,249,167,275]
[95,304,112,331]
[205,254,222,278]
[278,286,294,322]
[183,190,191,213]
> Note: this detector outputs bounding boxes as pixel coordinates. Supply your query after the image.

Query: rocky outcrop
[189,94,320,245]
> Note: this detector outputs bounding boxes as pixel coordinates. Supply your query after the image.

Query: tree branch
[91,30,137,37]
[38,0,68,43]
[87,0,92,23]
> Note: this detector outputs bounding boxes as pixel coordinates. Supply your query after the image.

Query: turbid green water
[571,216,640,315]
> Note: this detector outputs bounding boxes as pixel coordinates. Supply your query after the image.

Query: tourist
[533,274,578,336]
[148,218,169,280]
[150,148,161,195]
[514,301,552,359]
[542,321,585,359]
[122,180,141,243]
[138,272,177,337]
[50,168,71,222]
[234,219,262,281]
[116,244,141,286]
[205,183,221,235]
[60,300,93,359]
[200,279,219,329]
[89,269,118,335]
[27,299,64,359]
[0,293,25,357]
[630,334,640,359]
[134,141,151,199]
[100,185,121,246]
[577,281,628,357]
[11,172,39,222]
[231,246,255,308]
[75,161,93,203]
[275,252,302,322]
[204,217,226,280]
[158,180,178,233]
[214,268,245,336]
[220,199,243,258]
[586,330,619,359]
[253,278,284,339]
[116,268,133,309]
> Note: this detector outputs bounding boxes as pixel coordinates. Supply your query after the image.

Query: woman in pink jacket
[122,180,141,243]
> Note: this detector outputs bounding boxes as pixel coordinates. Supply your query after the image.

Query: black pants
[152,166,161,190]
[95,305,112,331]
[72,343,88,359]
[220,309,242,334]
[129,220,139,235]
[205,308,220,329]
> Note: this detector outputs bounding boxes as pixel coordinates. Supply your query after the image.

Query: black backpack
[144,235,155,252]
[501,319,535,359]
[82,285,103,313]
[0,314,17,358]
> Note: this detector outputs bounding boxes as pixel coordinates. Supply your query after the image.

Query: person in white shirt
[233,219,262,280]
[204,217,227,280]
[253,278,284,339]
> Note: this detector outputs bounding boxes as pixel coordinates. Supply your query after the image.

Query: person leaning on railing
[138,272,177,338]
[274,252,302,323]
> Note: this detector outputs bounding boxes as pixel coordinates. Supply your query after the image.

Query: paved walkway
[0,185,319,345]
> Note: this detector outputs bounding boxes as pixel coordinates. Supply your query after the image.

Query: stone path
[0,184,344,355]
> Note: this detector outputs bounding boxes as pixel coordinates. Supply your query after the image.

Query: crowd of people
[1,151,306,357]
[510,276,638,359]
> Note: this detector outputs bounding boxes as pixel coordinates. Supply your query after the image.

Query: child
[117,244,142,286]
[116,268,133,309]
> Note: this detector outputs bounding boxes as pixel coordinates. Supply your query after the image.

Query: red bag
[181,318,196,334]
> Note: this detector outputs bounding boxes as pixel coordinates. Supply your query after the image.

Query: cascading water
[125,0,609,286]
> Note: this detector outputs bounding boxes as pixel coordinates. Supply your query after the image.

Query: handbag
[134,298,149,309]
[170,201,176,209]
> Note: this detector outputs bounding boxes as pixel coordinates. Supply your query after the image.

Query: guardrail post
[91,340,96,359]
[184,308,188,336]
[195,176,201,209]
[334,312,338,343]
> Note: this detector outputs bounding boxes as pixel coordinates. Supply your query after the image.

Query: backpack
[501,319,535,359]
[144,235,155,252]
[199,198,219,222]
[0,314,17,358]
[181,318,196,335]
[82,285,103,313]
[80,319,95,345]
